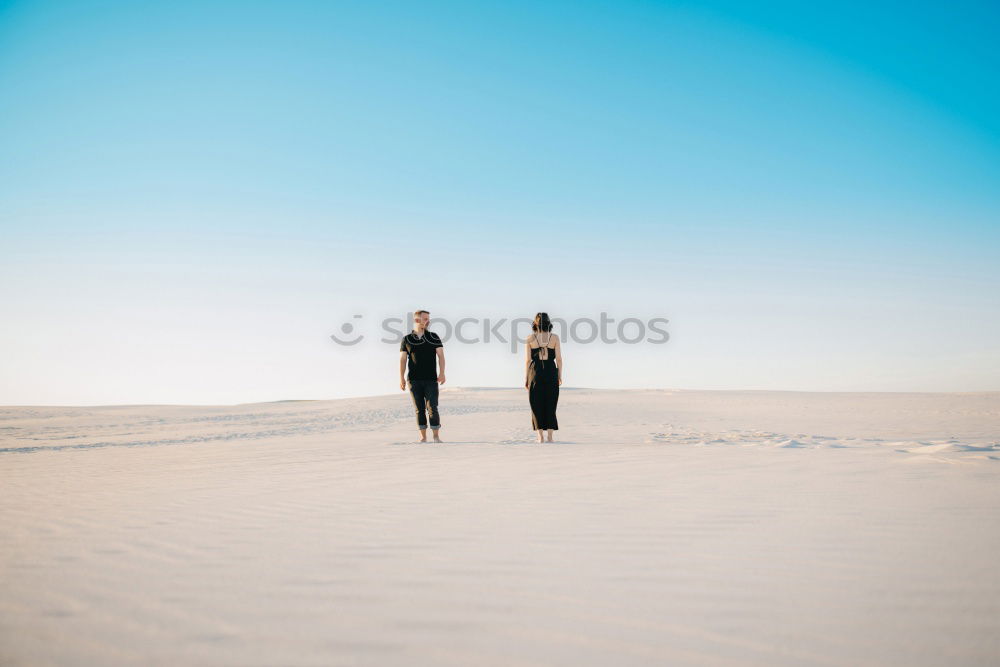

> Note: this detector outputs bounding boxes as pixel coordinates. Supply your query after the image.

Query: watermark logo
[330,313,669,352]
[329,314,364,346]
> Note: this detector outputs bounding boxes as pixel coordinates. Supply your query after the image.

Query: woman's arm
[524,333,533,388]
[554,335,563,385]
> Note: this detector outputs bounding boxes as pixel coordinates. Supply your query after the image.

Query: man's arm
[399,351,407,390]
[436,347,446,385]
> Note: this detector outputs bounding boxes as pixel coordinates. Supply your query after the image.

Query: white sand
[2,388,999,666]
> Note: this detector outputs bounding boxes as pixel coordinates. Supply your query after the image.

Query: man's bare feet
[433,434,442,443]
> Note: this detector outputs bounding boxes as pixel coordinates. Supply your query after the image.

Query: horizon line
[3,385,999,410]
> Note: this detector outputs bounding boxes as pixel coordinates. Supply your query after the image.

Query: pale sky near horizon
[2,0,999,405]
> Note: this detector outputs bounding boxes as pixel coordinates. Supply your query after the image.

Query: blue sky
[1,0,998,404]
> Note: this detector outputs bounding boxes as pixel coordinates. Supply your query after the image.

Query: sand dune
[2,389,999,665]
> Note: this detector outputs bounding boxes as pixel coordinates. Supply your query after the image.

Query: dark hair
[414,309,430,318]
[532,312,553,333]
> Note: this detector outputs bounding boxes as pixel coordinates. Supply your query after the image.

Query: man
[399,309,446,442]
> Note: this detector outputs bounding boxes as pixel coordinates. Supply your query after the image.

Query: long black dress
[527,340,559,430]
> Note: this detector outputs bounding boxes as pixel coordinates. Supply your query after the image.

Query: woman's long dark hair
[532,312,553,333]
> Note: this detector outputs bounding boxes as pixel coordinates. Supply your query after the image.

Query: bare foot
[433,433,442,443]
[536,433,544,443]
[547,436,554,442]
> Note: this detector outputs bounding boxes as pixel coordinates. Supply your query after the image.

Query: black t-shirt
[400,330,443,381]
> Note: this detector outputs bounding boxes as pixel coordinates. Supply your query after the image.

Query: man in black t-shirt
[399,309,446,442]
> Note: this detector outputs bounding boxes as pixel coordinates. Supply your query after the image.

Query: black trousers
[408,379,440,430]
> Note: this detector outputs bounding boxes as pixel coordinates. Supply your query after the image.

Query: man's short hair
[414,309,430,317]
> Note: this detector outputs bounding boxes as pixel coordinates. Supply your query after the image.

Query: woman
[525,312,563,442]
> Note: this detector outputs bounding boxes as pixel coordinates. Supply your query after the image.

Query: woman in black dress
[525,312,563,443]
